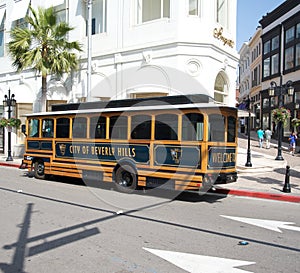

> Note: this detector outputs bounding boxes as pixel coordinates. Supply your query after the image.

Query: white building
[0,0,239,156]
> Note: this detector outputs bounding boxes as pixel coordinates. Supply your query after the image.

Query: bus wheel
[33,161,45,180]
[115,165,137,193]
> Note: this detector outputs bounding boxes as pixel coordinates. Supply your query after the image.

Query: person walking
[288,131,298,156]
[257,128,264,148]
[264,128,272,149]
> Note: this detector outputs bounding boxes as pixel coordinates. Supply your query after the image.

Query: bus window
[28,119,39,137]
[110,115,127,139]
[56,118,70,138]
[155,114,178,140]
[72,117,87,138]
[227,116,236,142]
[182,113,204,141]
[208,114,225,142]
[90,116,106,139]
[131,115,151,139]
[42,119,54,138]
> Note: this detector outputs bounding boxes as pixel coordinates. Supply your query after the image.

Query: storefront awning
[238,110,255,118]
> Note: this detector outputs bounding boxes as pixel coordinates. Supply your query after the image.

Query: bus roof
[24,103,236,118]
[52,94,213,111]
[24,94,237,117]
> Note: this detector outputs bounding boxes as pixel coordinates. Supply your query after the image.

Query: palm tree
[8,6,82,112]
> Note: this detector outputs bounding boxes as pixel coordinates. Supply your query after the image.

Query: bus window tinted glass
[227,116,236,142]
[155,114,178,140]
[56,118,70,138]
[29,119,39,137]
[72,117,87,138]
[182,113,204,141]
[131,115,151,139]
[110,116,127,139]
[42,119,54,137]
[90,116,106,139]
[208,114,225,142]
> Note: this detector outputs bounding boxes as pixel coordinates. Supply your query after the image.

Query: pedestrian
[257,128,264,148]
[288,131,298,156]
[264,127,272,149]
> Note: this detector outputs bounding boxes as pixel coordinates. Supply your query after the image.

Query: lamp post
[3,89,16,161]
[269,76,294,161]
[84,0,93,101]
[245,96,253,167]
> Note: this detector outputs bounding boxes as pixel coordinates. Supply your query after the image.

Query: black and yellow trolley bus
[21,94,238,193]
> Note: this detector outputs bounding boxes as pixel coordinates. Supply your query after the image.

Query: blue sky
[236,0,286,50]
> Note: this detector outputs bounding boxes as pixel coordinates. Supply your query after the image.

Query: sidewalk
[0,135,300,203]
[214,132,300,203]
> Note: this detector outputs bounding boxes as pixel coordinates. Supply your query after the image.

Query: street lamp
[269,76,294,161]
[3,89,16,161]
[245,96,253,167]
[84,0,93,101]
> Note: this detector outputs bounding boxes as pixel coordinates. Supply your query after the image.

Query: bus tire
[114,164,137,193]
[33,160,46,180]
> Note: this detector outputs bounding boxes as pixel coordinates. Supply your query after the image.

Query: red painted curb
[215,188,300,203]
[0,162,21,168]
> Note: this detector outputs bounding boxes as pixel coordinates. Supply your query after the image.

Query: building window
[283,21,300,71]
[189,0,200,16]
[285,26,294,44]
[263,57,270,78]
[296,43,300,67]
[214,72,228,104]
[272,36,279,50]
[86,0,106,35]
[252,67,258,87]
[216,0,227,28]
[55,5,66,23]
[12,17,27,29]
[262,34,280,79]
[263,40,270,55]
[285,47,294,70]
[271,53,279,75]
[0,14,4,57]
[137,0,170,24]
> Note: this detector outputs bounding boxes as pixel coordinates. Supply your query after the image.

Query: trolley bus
[21,94,238,193]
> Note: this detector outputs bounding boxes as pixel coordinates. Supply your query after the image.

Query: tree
[8,6,82,112]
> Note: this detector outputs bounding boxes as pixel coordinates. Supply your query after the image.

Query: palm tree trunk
[41,75,47,112]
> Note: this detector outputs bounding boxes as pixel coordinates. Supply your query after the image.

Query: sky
[236,0,286,51]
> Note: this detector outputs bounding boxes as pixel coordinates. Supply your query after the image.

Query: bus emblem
[171,148,182,164]
[59,144,66,156]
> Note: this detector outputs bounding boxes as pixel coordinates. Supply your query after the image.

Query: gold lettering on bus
[68,144,136,158]
[69,145,81,154]
[117,147,136,158]
[91,146,115,156]
[212,152,235,163]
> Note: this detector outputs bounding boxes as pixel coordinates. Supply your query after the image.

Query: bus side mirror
[21,124,27,136]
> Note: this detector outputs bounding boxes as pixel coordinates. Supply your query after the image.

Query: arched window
[214,72,228,104]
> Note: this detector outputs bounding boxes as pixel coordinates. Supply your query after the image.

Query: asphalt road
[0,167,299,273]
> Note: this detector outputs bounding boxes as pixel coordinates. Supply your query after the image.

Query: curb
[0,162,22,168]
[214,188,300,203]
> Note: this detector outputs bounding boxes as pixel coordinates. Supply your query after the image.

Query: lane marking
[143,247,255,273]
[221,215,300,233]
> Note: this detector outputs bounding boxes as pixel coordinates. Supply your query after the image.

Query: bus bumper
[215,172,237,184]
[19,160,28,169]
